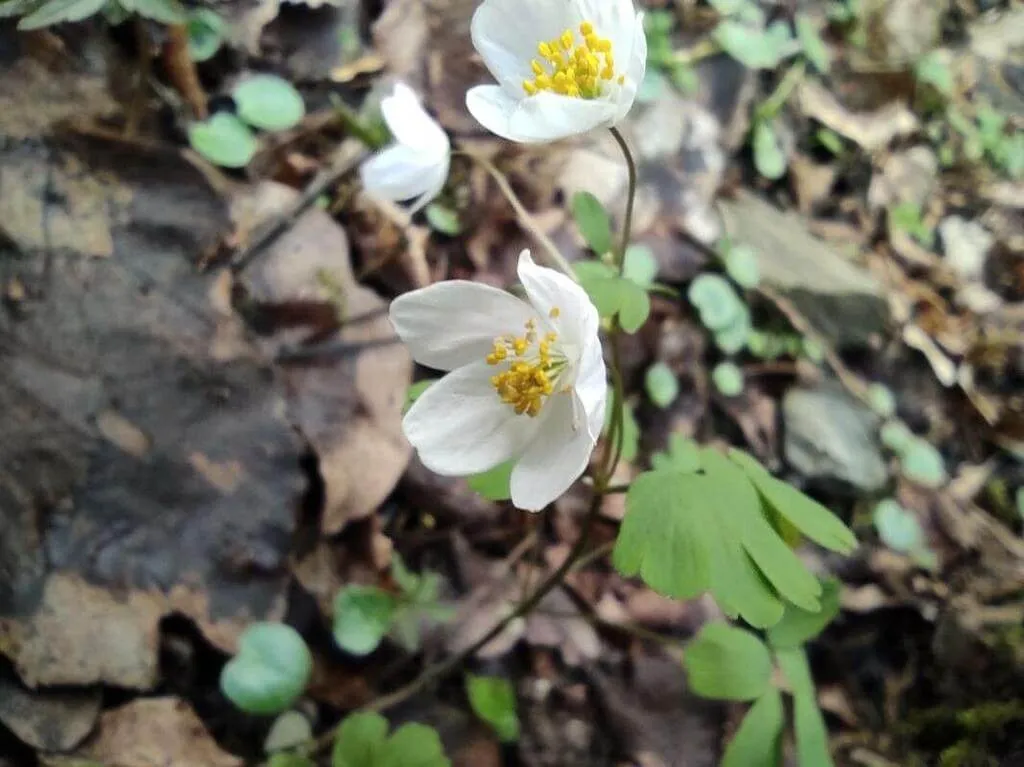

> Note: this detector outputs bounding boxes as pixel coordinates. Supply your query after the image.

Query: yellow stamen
[521,20,619,100]
[485,319,565,417]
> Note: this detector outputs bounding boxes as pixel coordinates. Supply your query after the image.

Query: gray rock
[719,192,888,347]
[783,385,889,493]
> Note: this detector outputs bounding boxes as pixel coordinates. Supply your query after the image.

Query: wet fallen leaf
[0,667,101,752]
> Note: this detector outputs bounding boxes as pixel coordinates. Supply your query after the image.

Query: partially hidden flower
[466,0,646,143]
[390,250,607,511]
[359,82,451,213]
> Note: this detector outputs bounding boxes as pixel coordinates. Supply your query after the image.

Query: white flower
[360,82,451,213]
[466,0,647,144]
[390,250,607,511]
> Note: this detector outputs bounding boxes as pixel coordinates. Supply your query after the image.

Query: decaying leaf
[0,667,101,752]
[232,182,412,534]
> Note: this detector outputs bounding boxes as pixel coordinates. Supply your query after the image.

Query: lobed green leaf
[684,623,773,701]
[721,688,784,767]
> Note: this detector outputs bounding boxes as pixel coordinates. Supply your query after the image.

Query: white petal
[509,391,596,510]
[360,145,442,203]
[471,0,580,95]
[516,250,599,351]
[405,151,450,214]
[381,83,449,154]
[403,360,542,475]
[466,86,618,144]
[574,335,607,442]
[611,11,646,124]
[390,280,537,371]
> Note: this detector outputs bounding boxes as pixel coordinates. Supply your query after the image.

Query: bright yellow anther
[549,307,561,319]
[486,320,565,417]
[521,20,617,100]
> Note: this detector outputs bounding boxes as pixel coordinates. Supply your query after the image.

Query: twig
[232,139,367,273]
[457,150,577,279]
[163,23,207,120]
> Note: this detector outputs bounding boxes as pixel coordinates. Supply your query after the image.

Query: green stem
[608,127,637,273]
[756,60,806,120]
[457,150,577,281]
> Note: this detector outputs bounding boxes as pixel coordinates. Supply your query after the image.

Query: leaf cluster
[613,442,856,628]
[684,580,841,765]
[332,555,453,656]
[332,713,450,767]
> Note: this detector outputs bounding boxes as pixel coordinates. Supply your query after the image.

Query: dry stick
[164,23,207,120]
[232,139,366,273]
[458,150,577,280]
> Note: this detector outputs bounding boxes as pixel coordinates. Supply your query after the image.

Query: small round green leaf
[379,722,449,767]
[795,13,831,74]
[188,113,257,169]
[187,8,225,62]
[753,119,787,180]
[220,623,312,715]
[873,499,924,553]
[571,191,613,255]
[645,362,679,408]
[466,674,519,742]
[687,273,743,330]
[684,623,773,701]
[264,711,313,753]
[617,279,651,333]
[623,244,658,286]
[900,438,947,488]
[233,74,306,131]
[714,306,752,354]
[332,585,398,656]
[866,383,896,418]
[333,712,389,767]
[425,203,462,235]
[724,244,760,289]
[712,361,744,397]
[880,419,914,453]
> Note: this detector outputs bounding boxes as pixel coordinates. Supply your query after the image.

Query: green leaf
[714,305,752,354]
[118,0,186,23]
[753,119,787,180]
[220,623,312,715]
[17,0,104,29]
[915,51,954,96]
[714,20,797,69]
[188,113,258,169]
[425,203,462,235]
[775,648,834,767]
[234,75,306,131]
[618,279,651,333]
[795,13,831,74]
[333,712,389,767]
[571,191,613,255]
[721,688,785,767]
[728,449,857,554]
[900,438,947,488]
[873,499,925,553]
[707,0,747,14]
[466,674,519,742]
[467,460,513,501]
[644,362,679,408]
[332,585,398,656]
[187,8,225,62]
[0,0,40,20]
[879,419,914,453]
[815,128,844,156]
[405,380,436,411]
[767,577,841,648]
[688,274,743,330]
[379,723,450,767]
[702,450,822,613]
[650,433,701,473]
[265,711,313,753]
[684,623,773,701]
[389,553,421,597]
[575,260,620,316]
[623,244,658,286]
[866,383,896,418]
[712,362,744,396]
[613,463,785,627]
[270,754,316,767]
[724,244,760,289]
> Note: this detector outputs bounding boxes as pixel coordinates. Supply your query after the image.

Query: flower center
[522,21,625,99]
[486,317,566,417]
